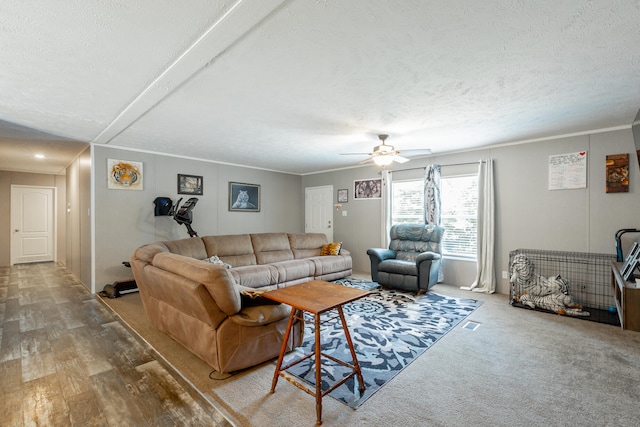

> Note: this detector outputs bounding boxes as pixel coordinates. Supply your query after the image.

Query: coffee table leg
[271,308,296,393]
[314,313,323,425]
[337,306,366,392]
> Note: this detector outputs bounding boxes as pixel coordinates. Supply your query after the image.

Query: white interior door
[11,186,55,265]
[305,185,333,242]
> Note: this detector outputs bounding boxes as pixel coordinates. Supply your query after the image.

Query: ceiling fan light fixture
[373,154,394,166]
[374,144,394,154]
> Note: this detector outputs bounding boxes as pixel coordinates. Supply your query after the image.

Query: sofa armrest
[416,251,442,291]
[367,248,396,282]
[416,251,441,264]
[367,248,396,262]
[153,252,242,315]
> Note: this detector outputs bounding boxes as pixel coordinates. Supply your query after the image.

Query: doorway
[10,185,56,265]
[305,185,333,242]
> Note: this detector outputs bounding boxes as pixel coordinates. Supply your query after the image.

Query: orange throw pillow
[321,242,342,256]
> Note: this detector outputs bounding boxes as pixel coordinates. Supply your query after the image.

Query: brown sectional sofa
[130,232,352,373]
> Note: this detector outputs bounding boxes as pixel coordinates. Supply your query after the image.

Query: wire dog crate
[509,249,619,325]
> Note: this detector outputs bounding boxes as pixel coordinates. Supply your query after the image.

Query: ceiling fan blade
[393,155,410,164]
[340,152,371,156]
[358,156,374,164]
[397,148,432,156]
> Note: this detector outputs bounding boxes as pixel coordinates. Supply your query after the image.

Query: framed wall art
[177,174,203,195]
[229,182,260,212]
[354,178,382,199]
[337,189,348,203]
[605,153,629,193]
[107,159,143,190]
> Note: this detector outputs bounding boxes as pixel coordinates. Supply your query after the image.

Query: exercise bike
[99,197,199,299]
[172,197,199,237]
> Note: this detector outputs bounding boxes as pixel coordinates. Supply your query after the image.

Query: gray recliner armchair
[367,223,444,293]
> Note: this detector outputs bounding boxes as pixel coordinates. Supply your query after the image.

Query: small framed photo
[337,189,348,203]
[229,182,260,212]
[177,174,203,195]
[354,178,382,199]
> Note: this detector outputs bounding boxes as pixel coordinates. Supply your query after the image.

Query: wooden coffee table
[264,280,370,425]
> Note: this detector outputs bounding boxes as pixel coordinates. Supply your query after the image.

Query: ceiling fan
[341,134,431,166]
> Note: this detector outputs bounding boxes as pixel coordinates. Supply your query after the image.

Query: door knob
[14,229,19,232]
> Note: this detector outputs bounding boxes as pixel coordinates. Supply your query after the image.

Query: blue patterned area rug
[280,278,482,409]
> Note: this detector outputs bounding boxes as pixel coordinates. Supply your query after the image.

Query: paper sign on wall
[548,151,587,190]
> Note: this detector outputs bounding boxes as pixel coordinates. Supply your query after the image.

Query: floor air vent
[462,321,480,331]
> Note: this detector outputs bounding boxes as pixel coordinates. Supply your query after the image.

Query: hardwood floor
[0,262,231,426]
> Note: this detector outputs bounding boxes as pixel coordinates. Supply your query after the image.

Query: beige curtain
[461,159,496,293]
[381,170,392,248]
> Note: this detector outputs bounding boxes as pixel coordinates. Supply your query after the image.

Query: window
[440,175,478,258]
[391,174,478,259]
[391,180,424,223]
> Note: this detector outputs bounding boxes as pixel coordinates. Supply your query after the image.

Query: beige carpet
[100,283,640,427]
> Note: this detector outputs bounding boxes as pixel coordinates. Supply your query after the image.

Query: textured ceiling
[1,0,640,175]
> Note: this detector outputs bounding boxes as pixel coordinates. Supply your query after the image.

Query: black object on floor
[99,261,138,299]
[511,302,621,327]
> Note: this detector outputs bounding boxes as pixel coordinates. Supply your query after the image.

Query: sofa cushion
[161,237,208,260]
[230,264,280,288]
[251,233,294,264]
[202,234,257,267]
[288,233,327,259]
[273,259,316,283]
[309,255,352,276]
[378,259,418,275]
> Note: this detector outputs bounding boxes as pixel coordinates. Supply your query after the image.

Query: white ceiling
[1,0,640,175]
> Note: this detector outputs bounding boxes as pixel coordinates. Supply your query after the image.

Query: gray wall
[302,128,640,294]
[92,146,304,291]
[302,167,385,279]
[0,170,67,267]
[6,127,637,297]
[64,146,92,289]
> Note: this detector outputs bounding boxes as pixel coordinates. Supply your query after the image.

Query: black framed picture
[337,189,348,203]
[177,174,203,195]
[229,182,260,212]
[354,178,382,199]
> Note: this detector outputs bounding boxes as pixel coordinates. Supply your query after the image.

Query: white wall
[302,128,640,294]
[92,146,303,291]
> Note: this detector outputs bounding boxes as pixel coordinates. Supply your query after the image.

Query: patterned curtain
[424,164,441,225]
[424,164,443,282]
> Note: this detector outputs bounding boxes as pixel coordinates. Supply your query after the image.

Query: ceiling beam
[92,0,286,145]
